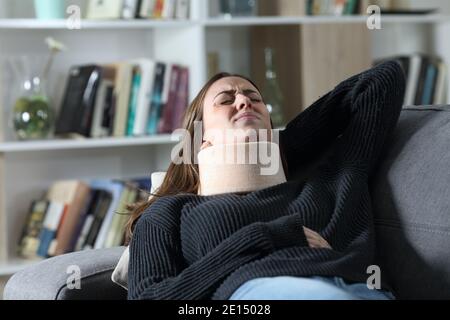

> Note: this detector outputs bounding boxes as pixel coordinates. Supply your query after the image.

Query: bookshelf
[1,0,450,278]
[0,135,180,152]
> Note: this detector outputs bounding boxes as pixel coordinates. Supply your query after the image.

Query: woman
[126,60,405,300]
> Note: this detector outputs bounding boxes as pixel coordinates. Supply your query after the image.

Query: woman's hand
[303,227,332,250]
[200,140,213,150]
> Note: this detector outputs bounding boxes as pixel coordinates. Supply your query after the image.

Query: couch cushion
[4,247,127,300]
[371,105,450,299]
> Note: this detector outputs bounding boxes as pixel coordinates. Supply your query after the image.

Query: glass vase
[9,56,54,141]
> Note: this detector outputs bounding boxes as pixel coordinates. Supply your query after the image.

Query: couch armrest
[4,247,127,300]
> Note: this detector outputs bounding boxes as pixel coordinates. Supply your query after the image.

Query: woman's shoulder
[139,193,198,231]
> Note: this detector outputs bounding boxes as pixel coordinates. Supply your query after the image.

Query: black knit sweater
[128,61,406,300]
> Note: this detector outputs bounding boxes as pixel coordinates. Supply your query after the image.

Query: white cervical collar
[197,141,287,196]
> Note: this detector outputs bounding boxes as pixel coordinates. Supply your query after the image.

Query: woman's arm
[279,70,358,174]
[127,212,309,300]
[280,61,406,176]
[329,61,406,174]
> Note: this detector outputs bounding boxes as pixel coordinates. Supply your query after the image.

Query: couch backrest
[371,105,450,299]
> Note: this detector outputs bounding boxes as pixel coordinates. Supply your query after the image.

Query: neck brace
[197,141,287,196]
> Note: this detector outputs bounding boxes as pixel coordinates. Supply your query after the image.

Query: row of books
[377,54,448,106]
[17,178,152,260]
[55,59,189,139]
[306,0,362,15]
[86,0,190,20]
[286,0,413,16]
[258,0,394,16]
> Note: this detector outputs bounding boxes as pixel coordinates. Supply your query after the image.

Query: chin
[229,124,271,143]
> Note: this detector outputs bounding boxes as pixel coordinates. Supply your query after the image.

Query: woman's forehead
[208,77,257,95]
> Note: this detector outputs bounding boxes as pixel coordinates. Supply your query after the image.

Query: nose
[235,93,252,111]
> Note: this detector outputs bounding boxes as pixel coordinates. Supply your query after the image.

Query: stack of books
[17,177,152,260]
[86,0,190,20]
[54,59,189,139]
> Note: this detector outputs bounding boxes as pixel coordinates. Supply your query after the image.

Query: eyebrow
[214,89,260,100]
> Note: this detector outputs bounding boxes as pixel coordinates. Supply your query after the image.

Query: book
[126,68,141,136]
[433,61,448,105]
[18,199,49,259]
[90,79,112,138]
[88,180,125,249]
[122,0,141,19]
[130,59,156,136]
[81,189,113,250]
[104,182,139,247]
[147,62,166,135]
[404,54,422,106]
[158,64,181,133]
[422,60,438,106]
[87,0,124,19]
[414,56,430,106]
[55,65,103,138]
[139,0,156,18]
[153,0,164,18]
[162,0,176,19]
[91,65,116,138]
[46,180,91,256]
[172,67,189,131]
[36,201,66,258]
[175,0,189,19]
[66,188,97,252]
[112,62,134,137]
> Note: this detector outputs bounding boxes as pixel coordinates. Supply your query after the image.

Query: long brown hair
[124,72,287,244]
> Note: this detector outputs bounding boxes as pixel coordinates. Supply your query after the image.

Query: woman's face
[202,76,272,146]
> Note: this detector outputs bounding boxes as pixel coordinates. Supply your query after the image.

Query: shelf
[0,258,41,276]
[0,18,198,30]
[0,134,180,153]
[204,14,449,26]
[0,14,447,30]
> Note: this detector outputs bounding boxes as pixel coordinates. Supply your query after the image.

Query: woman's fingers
[200,141,213,150]
[303,227,332,249]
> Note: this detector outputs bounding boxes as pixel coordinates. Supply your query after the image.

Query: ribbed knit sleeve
[128,214,308,300]
[280,60,406,176]
[332,61,406,174]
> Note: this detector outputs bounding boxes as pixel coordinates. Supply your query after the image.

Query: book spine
[122,0,139,19]
[158,65,180,133]
[171,67,189,131]
[126,71,141,136]
[175,0,189,19]
[147,63,166,135]
[36,202,66,258]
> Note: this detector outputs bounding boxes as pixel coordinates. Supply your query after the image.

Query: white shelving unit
[0,135,179,152]
[1,0,450,277]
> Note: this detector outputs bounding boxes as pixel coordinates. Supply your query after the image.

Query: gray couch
[4,105,450,300]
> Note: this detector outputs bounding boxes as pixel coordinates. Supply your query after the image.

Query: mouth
[235,112,259,122]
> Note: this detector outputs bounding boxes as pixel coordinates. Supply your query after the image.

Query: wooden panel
[250,25,303,124]
[300,23,372,107]
[257,0,307,16]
